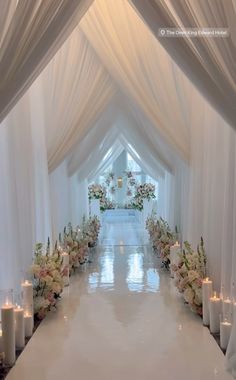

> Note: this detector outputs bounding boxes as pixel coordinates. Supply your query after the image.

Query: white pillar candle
[1,302,15,366]
[14,305,25,349]
[22,280,34,332]
[220,320,232,350]
[202,277,213,325]
[223,297,232,317]
[62,252,70,286]
[170,241,180,277]
[21,280,33,314]
[24,312,33,338]
[209,291,221,333]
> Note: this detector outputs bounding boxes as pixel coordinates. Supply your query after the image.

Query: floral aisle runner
[31,216,101,320]
[146,214,206,316]
[0,216,101,377]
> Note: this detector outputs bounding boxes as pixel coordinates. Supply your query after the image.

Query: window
[127,153,141,172]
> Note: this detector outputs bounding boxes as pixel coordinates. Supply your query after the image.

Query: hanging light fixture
[117,176,123,188]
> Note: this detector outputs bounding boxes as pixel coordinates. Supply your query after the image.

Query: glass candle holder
[0,289,14,309]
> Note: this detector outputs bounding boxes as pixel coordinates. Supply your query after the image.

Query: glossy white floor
[7,214,233,380]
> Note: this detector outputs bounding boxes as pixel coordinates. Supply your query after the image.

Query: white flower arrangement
[30,240,65,320]
[63,223,89,272]
[82,216,101,247]
[133,183,156,211]
[146,215,176,268]
[171,238,206,315]
[88,184,106,201]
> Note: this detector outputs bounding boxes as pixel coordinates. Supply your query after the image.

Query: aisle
[100,209,149,246]
[7,222,232,379]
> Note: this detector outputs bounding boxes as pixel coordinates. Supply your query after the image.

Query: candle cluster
[202,280,233,350]
[0,217,102,369]
[0,281,33,366]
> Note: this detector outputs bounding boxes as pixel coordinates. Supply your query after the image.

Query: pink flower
[39,268,47,277]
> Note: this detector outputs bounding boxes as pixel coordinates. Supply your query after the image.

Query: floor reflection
[100,252,114,290]
[88,247,160,294]
[127,253,144,292]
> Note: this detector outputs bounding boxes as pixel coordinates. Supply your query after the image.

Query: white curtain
[130,0,236,130]
[80,0,192,161]
[0,0,93,122]
[0,88,51,290]
[67,102,120,177]
[49,161,71,242]
[40,30,116,172]
[67,97,177,180]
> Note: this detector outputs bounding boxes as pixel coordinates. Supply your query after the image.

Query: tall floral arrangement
[30,240,65,320]
[88,184,106,201]
[172,238,206,315]
[100,197,116,211]
[132,183,156,211]
[146,215,176,268]
[82,216,101,247]
[63,223,89,272]
[88,183,115,211]
[105,171,115,186]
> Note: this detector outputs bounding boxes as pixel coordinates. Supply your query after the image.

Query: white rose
[194,288,202,305]
[184,287,195,304]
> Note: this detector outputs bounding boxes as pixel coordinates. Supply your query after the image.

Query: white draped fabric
[0,88,51,290]
[80,0,191,161]
[130,0,236,130]
[41,30,116,172]
[1,0,236,376]
[0,0,93,122]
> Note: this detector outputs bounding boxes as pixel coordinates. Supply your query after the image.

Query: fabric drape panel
[76,130,123,181]
[40,30,116,172]
[49,163,89,240]
[76,179,89,224]
[49,161,71,241]
[80,0,192,161]
[0,88,51,290]
[177,85,236,375]
[0,0,93,122]
[89,141,124,182]
[67,102,120,177]
[0,119,20,290]
[29,80,52,244]
[130,0,236,130]
[67,102,171,181]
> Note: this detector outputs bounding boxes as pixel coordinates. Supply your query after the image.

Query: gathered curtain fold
[80,0,192,161]
[40,30,116,172]
[0,0,93,123]
[130,0,236,130]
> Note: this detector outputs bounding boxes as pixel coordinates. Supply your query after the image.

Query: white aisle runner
[7,217,233,380]
[100,209,149,246]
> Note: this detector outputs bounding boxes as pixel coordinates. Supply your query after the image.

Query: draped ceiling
[1,0,236,376]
